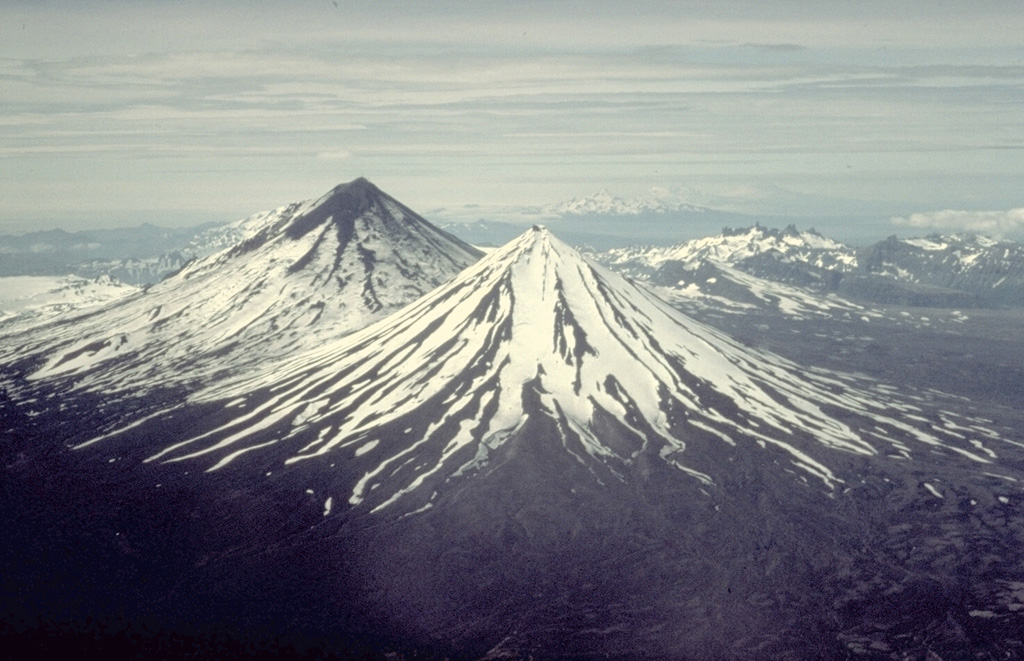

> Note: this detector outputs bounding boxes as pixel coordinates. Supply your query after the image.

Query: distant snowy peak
[543,187,708,216]
[19,178,483,392]
[87,226,1000,517]
[599,224,856,273]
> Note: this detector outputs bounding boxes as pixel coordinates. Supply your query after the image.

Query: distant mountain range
[6,188,1024,308]
[3,179,1024,658]
[0,274,137,328]
[0,223,216,283]
[593,224,1024,310]
[848,234,1024,307]
[0,199,315,286]
[540,187,709,216]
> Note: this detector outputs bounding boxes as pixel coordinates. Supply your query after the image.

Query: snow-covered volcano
[82,225,1013,517]
[8,221,1024,659]
[1,178,482,395]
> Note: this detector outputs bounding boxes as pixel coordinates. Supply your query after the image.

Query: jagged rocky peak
[782,223,823,238]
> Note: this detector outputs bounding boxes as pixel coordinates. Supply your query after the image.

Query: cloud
[891,208,1024,238]
[316,150,351,160]
[742,43,805,52]
[2,2,1023,233]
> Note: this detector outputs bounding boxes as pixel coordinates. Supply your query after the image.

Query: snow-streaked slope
[84,227,1011,516]
[648,261,874,320]
[62,206,304,286]
[0,275,138,328]
[70,252,190,287]
[182,203,296,258]
[1,178,482,394]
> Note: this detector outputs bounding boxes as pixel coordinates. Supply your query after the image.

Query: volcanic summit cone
[3,178,482,396]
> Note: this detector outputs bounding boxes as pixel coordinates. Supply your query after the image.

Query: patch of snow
[903,238,949,251]
[0,275,138,329]
[355,439,379,457]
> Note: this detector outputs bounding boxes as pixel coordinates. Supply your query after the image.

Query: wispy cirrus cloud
[316,150,352,161]
[1,1,1023,232]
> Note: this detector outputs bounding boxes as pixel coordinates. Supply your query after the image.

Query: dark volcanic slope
[4,227,1024,659]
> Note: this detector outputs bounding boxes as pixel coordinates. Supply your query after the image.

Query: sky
[2,0,1023,240]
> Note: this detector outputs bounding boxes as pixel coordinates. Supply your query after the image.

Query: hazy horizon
[2,1,1022,240]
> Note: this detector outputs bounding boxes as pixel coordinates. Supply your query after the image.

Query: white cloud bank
[892,208,1024,238]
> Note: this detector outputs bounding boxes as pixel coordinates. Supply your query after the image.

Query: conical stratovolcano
[3,178,482,396]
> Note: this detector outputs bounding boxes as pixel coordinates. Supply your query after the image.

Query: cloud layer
[892,209,1024,238]
[1,1,1022,232]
